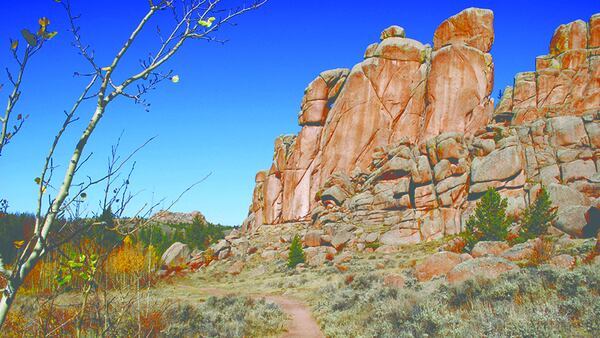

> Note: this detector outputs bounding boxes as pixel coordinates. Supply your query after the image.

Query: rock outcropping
[243,8,600,244]
[150,210,207,225]
[496,15,600,123]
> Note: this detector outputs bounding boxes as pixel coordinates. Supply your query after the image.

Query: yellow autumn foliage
[108,238,145,275]
[21,236,160,293]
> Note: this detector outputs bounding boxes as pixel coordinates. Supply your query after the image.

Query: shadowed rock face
[242,8,600,242]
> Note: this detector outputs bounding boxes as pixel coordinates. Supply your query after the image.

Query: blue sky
[1,0,598,225]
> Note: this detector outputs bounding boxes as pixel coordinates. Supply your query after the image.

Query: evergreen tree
[91,207,121,250]
[519,187,557,240]
[171,228,185,244]
[287,234,305,268]
[184,217,225,250]
[0,213,31,263]
[463,187,512,251]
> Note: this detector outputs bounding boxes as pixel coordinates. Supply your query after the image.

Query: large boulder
[304,230,323,247]
[331,230,353,250]
[415,251,465,282]
[471,241,510,258]
[546,183,589,209]
[161,242,191,267]
[433,7,494,52]
[500,238,541,262]
[380,25,406,40]
[447,256,519,283]
[549,116,587,147]
[555,205,590,237]
[380,228,421,246]
[471,146,522,183]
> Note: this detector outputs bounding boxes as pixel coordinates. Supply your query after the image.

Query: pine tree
[463,187,512,251]
[288,234,305,268]
[519,187,557,240]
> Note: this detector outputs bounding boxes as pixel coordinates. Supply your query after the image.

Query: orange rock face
[243,8,600,237]
[499,16,599,124]
[422,44,493,140]
[433,7,494,52]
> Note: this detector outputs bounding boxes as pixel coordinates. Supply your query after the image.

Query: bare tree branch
[0,0,266,329]
[1,20,56,156]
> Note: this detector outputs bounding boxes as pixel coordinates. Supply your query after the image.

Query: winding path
[264,295,324,338]
[198,287,323,338]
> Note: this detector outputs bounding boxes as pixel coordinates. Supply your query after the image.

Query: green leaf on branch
[21,29,37,47]
[45,31,58,40]
[171,75,180,83]
[198,17,216,27]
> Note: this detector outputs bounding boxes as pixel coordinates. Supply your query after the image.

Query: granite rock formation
[243,8,600,244]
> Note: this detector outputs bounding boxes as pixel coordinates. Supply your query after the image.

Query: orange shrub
[3,310,28,337]
[37,304,78,336]
[445,237,466,253]
[139,310,165,337]
[528,238,554,266]
[336,264,349,272]
[506,232,520,244]
[344,274,355,285]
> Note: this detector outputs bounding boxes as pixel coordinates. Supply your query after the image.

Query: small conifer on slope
[519,186,557,240]
[463,187,512,251]
[288,234,305,268]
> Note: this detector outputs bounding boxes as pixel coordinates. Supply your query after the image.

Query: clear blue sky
[1,0,598,225]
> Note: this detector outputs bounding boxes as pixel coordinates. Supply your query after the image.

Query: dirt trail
[198,287,324,338]
[263,295,324,338]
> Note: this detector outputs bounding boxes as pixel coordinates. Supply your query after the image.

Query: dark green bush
[462,187,512,251]
[138,216,228,255]
[0,213,33,263]
[184,217,226,251]
[519,186,557,241]
[287,234,305,268]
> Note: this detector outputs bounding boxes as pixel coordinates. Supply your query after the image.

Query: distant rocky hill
[242,8,599,243]
[150,210,207,225]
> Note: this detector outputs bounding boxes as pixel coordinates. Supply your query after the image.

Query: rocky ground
[160,221,600,337]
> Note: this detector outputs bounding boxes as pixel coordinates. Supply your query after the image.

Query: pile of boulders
[158,220,598,283]
[409,236,597,284]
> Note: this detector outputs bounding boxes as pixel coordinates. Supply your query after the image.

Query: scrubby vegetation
[3,295,286,337]
[0,210,228,293]
[314,262,600,337]
[162,296,286,337]
[0,209,280,337]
